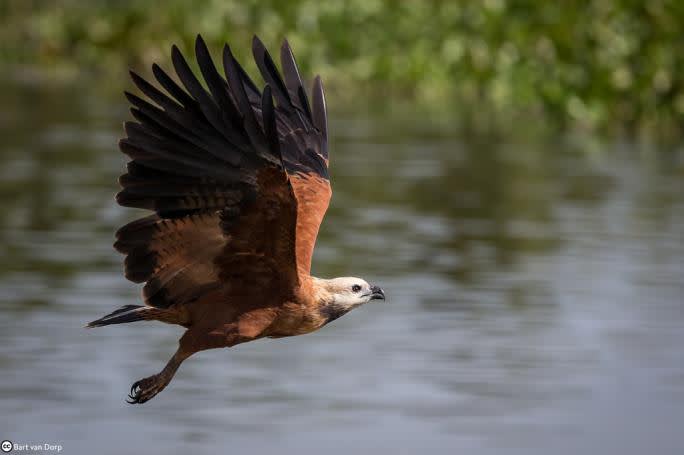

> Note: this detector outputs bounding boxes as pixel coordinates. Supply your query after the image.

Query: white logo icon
[0,440,12,453]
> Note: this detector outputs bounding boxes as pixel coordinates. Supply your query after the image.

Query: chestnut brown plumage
[87,35,385,404]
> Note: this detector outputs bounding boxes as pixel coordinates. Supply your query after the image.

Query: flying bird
[87,35,386,404]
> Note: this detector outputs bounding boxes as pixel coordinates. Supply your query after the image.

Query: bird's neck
[318,302,353,325]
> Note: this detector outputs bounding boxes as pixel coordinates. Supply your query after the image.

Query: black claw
[127,380,143,404]
[126,377,160,404]
[126,375,165,404]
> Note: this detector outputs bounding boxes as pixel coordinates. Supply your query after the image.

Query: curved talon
[126,382,142,404]
[126,375,166,404]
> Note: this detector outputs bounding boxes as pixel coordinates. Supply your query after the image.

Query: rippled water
[1,74,683,454]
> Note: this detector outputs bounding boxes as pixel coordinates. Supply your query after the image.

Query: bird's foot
[127,373,170,404]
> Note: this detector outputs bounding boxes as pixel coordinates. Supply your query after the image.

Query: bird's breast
[266,302,327,337]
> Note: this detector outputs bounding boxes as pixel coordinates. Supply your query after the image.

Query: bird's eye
[352,284,362,293]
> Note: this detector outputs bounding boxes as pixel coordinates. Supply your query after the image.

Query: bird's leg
[126,325,246,404]
[127,348,190,404]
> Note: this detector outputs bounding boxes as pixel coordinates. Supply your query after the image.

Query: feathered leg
[126,324,249,404]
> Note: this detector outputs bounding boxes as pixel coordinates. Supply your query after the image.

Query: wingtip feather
[312,75,328,138]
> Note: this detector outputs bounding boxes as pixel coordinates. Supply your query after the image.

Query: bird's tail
[85,305,185,328]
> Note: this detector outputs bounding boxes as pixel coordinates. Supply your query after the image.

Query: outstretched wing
[114,35,330,310]
[253,37,332,274]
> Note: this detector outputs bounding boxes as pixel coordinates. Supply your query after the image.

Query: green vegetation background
[2,0,683,137]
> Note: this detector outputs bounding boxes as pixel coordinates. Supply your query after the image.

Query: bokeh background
[1,1,683,454]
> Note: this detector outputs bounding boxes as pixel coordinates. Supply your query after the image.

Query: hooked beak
[370,285,385,301]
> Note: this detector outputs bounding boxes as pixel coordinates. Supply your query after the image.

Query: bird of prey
[87,35,386,404]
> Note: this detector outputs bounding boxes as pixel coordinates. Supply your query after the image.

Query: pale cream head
[316,276,385,310]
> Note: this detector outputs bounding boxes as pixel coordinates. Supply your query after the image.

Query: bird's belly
[267,306,324,337]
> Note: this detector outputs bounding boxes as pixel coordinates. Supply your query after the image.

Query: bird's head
[315,276,385,315]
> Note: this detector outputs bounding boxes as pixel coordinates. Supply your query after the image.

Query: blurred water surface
[0,74,682,454]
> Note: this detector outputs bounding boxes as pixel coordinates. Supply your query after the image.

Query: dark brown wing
[254,37,332,274]
[114,35,329,310]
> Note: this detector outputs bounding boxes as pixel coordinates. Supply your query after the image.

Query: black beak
[370,285,385,301]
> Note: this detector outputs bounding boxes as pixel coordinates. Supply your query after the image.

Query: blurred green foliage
[2,0,684,137]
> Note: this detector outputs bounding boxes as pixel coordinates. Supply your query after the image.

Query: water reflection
[0,73,682,454]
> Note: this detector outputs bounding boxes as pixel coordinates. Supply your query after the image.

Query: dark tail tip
[86,305,146,328]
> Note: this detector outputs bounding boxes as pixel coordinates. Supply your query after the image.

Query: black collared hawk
[87,35,385,404]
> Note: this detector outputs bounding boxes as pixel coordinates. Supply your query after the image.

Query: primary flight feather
[87,35,385,404]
